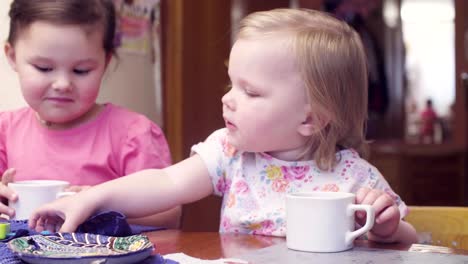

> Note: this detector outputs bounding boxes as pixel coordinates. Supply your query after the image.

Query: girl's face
[223,37,314,161]
[5,21,109,128]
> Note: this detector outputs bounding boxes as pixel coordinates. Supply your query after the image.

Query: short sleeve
[191,129,233,196]
[119,120,172,175]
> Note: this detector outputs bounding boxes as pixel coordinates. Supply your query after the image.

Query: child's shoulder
[105,103,147,121]
[104,104,163,133]
[205,128,229,141]
[193,128,242,158]
[0,106,32,117]
[337,148,376,169]
[333,149,383,179]
[204,128,240,152]
[0,107,34,128]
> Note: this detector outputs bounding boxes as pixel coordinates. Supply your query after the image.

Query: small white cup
[286,191,375,253]
[8,180,73,220]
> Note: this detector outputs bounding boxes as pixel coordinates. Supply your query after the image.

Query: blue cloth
[0,212,178,264]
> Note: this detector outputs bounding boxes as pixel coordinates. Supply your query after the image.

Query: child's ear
[297,104,329,136]
[4,43,17,71]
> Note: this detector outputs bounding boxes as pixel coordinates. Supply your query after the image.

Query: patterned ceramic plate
[8,232,154,264]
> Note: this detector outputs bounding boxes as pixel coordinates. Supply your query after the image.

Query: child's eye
[73,69,91,75]
[245,89,259,97]
[34,65,53,72]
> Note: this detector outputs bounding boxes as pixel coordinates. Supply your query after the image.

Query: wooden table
[146,230,468,260]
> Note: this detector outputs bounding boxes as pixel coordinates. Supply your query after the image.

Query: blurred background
[0,0,467,231]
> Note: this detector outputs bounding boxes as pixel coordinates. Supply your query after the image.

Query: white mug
[286,191,375,252]
[8,180,74,220]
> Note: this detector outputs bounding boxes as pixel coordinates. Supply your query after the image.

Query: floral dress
[191,129,408,237]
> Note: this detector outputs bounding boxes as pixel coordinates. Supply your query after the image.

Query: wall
[99,53,162,125]
[0,0,26,111]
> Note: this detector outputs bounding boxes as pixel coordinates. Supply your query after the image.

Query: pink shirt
[0,104,171,185]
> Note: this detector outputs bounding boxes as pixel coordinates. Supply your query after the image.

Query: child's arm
[63,186,183,228]
[119,117,180,228]
[29,155,213,232]
[128,206,182,229]
[355,187,417,244]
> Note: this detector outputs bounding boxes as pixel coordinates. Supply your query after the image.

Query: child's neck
[266,145,315,162]
[36,104,104,130]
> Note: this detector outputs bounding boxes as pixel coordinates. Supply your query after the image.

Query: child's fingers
[372,194,397,223]
[59,216,81,233]
[376,205,400,224]
[358,189,382,206]
[0,202,14,217]
[28,214,39,230]
[372,193,394,213]
[44,217,63,232]
[44,221,56,233]
[1,168,16,185]
[0,169,18,203]
[0,184,17,204]
[54,208,86,233]
[29,208,63,231]
[34,217,46,232]
[355,187,371,204]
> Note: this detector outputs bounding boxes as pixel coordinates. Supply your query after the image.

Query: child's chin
[225,137,242,149]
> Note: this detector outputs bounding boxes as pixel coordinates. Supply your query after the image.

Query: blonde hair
[237,8,369,170]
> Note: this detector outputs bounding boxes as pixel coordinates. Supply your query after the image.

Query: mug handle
[345,204,375,245]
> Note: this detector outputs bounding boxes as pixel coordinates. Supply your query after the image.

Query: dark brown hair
[7,0,116,55]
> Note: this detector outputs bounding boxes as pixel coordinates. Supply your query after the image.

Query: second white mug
[286,191,375,253]
[8,180,73,220]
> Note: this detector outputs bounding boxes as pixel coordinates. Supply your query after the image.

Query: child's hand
[0,168,17,218]
[28,193,95,233]
[355,187,400,239]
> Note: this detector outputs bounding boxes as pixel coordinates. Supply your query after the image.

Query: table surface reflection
[146,229,468,260]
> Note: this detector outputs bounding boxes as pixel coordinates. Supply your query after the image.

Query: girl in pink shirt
[0,0,180,227]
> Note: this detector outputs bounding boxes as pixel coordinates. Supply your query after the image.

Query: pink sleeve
[119,121,172,175]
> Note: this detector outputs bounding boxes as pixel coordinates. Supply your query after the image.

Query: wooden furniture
[368,0,468,208]
[146,230,468,259]
[405,206,468,250]
[369,142,466,206]
[162,0,231,232]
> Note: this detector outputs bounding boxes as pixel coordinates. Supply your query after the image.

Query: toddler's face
[5,21,108,127]
[222,36,311,160]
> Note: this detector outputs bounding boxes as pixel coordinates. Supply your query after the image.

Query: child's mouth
[225,120,236,130]
[46,97,73,103]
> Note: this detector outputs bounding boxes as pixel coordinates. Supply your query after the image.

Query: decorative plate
[8,232,154,264]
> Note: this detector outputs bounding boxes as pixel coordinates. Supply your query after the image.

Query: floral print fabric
[191,129,408,237]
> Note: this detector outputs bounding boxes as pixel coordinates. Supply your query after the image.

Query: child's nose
[221,89,235,110]
[52,75,72,92]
